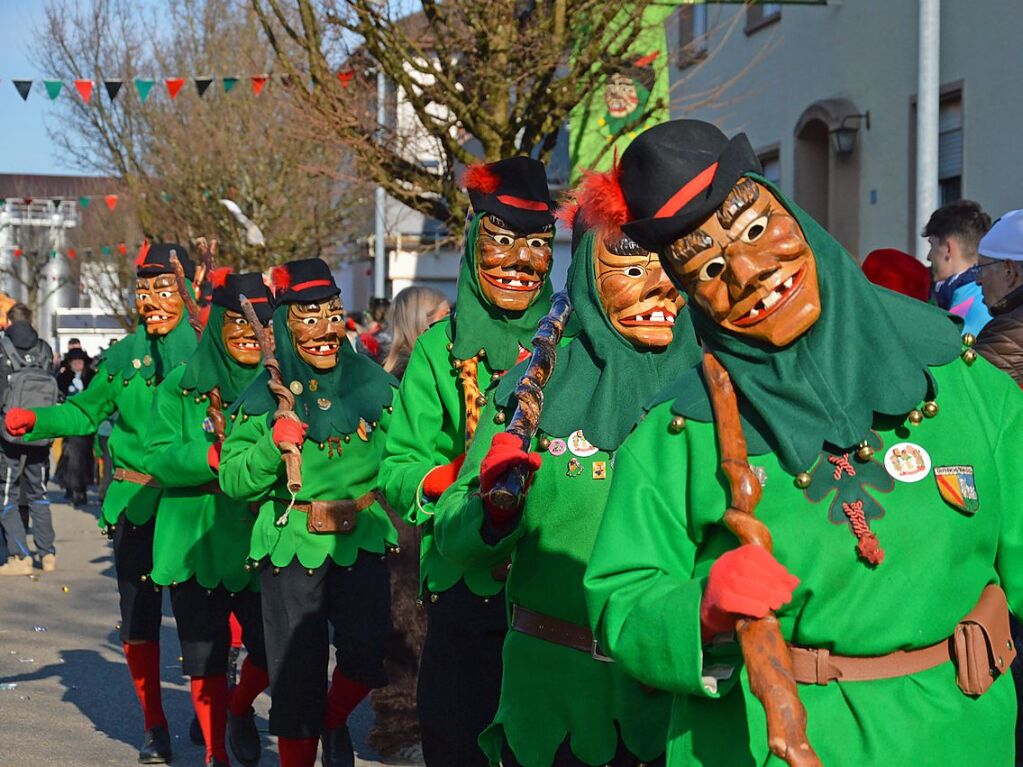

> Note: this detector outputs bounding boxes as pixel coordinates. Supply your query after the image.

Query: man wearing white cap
[975,209,1023,386]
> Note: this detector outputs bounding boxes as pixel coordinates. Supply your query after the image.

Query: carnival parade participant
[582,119,1023,766]
[219,258,398,767]
[433,165,697,766]
[380,156,557,765]
[145,269,275,767]
[5,243,198,763]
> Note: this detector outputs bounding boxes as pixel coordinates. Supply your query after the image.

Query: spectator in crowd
[975,209,1023,386]
[54,348,95,505]
[358,297,394,364]
[924,199,993,336]
[862,248,932,302]
[369,284,450,761]
[0,304,58,574]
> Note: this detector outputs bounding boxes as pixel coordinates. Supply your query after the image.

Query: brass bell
[855,442,875,462]
[478,349,486,358]
[416,598,424,608]
[961,348,977,365]
[446,342,454,352]
[272,567,281,575]
[668,415,686,434]
[306,568,315,576]
[537,436,551,451]
[491,373,501,382]
[139,574,149,582]
[390,546,401,555]
[494,411,506,424]
[452,359,463,370]
[962,333,976,348]
[908,409,924,425]
[430,593,439,603]
[794,472,812,489]
[923,401,939,418]
[476,395,487,407]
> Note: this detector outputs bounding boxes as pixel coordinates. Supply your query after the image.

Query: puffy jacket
[976,296,1023,388]
[934,266,993,337]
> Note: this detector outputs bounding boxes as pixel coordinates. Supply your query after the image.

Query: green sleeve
[994,378,1023,618]
[28,362,117,439]
[219,413,281,501]
[145,373,216,489]
[583,420,727,698]
[380,337,448,525]
[434,401,523,569]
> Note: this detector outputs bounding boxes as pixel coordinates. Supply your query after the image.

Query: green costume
[433,227,698,765]
[145,304,262,591]
[26,312,196,527]
[584,173,1023,765]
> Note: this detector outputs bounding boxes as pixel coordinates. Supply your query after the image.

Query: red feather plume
[460,163,500,194]
[210,266,232,289]
[574,163,631,233]
[270,265,291,295]
[134,239,150,267]
[556,201,580,231]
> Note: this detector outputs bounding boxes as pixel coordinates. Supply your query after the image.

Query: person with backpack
[0,303,58,575]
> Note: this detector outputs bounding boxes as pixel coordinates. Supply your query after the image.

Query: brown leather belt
[269,490,379,534]
[511,605,613,663]
[113,468,161,488]
[790,641,951,685]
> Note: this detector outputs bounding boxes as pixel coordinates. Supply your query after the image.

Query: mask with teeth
[221,309,262,365]
[136,274,185,336]
[476,214,553,312]
[288,298,344,370]
[594,231,683,349]
[663,180,821,347]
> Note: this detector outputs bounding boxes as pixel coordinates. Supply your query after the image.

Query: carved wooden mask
[221,309,261,366]
[287,297,344,370]
[135,274,185,336]
[475,214,553,312]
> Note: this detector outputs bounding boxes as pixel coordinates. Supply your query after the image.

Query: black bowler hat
[619,120,761,253]
[211,268,275,324]
[270,258,340,304]
[461,156,556,232]
[135,241,196,280]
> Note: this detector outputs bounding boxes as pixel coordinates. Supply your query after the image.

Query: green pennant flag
[101,245,111,256]
[43,80,64,100]
[222,76,239,93]
[134,78,155,103]
[78,196,91,209]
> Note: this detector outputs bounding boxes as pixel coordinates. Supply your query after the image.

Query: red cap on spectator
[862,248,931,303]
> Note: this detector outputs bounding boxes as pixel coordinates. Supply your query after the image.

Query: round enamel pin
[883,442,931,483]
[547,438,567,456]
[567,430,598,458]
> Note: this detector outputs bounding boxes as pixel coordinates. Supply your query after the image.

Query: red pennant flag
[22,198,32,205]
[104,194,118,210]
[74,79,94,103]
[13,248,22,259]
[165,78,186,99]
[337,70,354,88]
[67,248,77,260]
[251,75,269,95]
[118,243,128,256]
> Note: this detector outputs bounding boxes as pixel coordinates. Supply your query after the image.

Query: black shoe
[138,725,172,764]
[320,726,354,767]
[189,714,205,746]
[228,708,261,767]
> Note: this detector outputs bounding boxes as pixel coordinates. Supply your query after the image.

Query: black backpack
[0,336,58,446]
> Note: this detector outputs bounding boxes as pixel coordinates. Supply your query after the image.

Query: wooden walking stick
[702,351,820,767]
[169,251,204,336]
[193,237,218,301]
[239,295,303,505]
[486,290,573,512]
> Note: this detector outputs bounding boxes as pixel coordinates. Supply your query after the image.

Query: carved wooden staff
[206,388,227,443]
[239,295,302,496]
[702,351,820,767]
[169,252,204,336]
[486,290,573,512]
[193,237,218,301]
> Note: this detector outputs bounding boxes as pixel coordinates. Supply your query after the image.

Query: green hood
[499,228,701,452]
[449,213,555,370]
[179,304,262,403]
[101,284,197,381]
[234,303,397,443]
[653,175,963,474]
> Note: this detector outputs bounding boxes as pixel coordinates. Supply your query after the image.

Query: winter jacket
[976,297,1023,387]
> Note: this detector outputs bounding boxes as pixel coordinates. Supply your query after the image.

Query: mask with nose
[475,214,554,312]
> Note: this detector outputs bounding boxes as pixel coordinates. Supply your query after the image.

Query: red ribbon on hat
[496,194,549,212]
[654,162,718,219]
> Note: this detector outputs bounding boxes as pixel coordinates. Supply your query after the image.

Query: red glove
[479,432,542,526]
[207,443,222,472]
[5,408,35,437]
[423,454,466,500]
[272,419,307,450]
[700,544,800,641]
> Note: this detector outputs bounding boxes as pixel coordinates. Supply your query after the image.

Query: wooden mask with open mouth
[287,297,344,369]
[475,214,553,312]
[135,274,184,336]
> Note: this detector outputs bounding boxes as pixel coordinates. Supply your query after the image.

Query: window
[938,97,963,206]
[678,4,709,68]
[746,3,781,35]
[758,147,781,186]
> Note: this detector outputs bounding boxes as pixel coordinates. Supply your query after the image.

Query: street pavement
[0,489,406,767]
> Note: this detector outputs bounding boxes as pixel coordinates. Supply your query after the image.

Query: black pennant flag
[104,80,122,100]
[13,80,32,101]
[194,77,213,97]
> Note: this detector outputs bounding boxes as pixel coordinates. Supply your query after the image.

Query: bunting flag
[337,70,354,88]
[134,78,155,103]
[101,246,111,256]
[104,79,122,100]
[165,77,186,99]
[74,79,94,103]
[117,243,128,256]
[251,74,268,95]
[78,195,91,209]
[67,248,77,260]
[43,80,63,100]
[13,80,32,100]
[222,76,239,93]
[194,77,213,97]
[104,194,119,211]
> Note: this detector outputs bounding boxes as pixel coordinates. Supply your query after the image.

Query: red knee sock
[278,736,318,767]
[324,667,371,730]
[229,656,269,716]
[229,612,243,648]
[191,675,230,764]
[122,641,167,730]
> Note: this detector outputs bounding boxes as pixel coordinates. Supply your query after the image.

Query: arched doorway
[794,118,830,229]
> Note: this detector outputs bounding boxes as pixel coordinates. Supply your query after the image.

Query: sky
[0,1,86,175]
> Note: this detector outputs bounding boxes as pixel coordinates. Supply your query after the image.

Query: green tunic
[583,356,1023,767]
[218,399,398,568]
[379,318,507,596]
[145,365,257,592]
[435,395,672,766]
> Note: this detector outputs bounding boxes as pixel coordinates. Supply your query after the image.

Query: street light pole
[915,0,940,261]
[374,67,387,299]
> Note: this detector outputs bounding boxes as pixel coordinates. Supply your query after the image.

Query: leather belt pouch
[953,584,1016,696]
[305,491,378,535]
